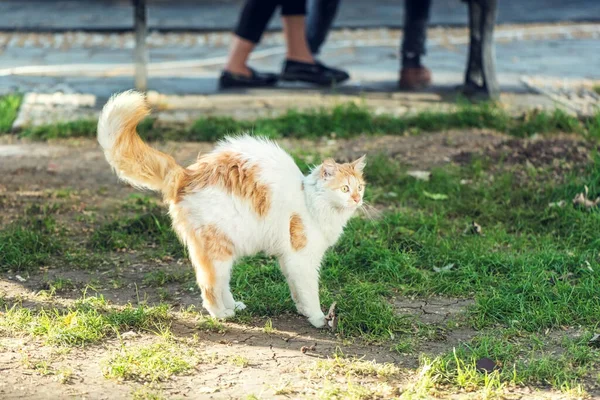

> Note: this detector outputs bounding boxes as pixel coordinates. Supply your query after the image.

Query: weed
[228,355,250,368]
[157,288,172,302]
[312,354,401,379]
[131,388,166,400]
[0,93,22,133]
[43,277,75,292]
[263,318,275,334]
[197,317,227,333]
[0,295,171,346]
[103,340,199,382]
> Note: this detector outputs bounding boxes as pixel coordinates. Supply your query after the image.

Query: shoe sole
[280,73,349,86]
[398,82,432,90]
[218,81,279,90]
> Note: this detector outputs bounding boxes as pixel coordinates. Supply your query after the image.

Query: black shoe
[219,67,279,89]
[280,59,350,86]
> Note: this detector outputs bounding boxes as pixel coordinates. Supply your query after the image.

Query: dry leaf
[548,200,566,208]
[476,357,500,373]
[433,263,455,273]
[463,221,483,236]
[573,186,599,209]
[407,170,431,181]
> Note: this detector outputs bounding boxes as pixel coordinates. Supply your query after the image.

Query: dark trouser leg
[306,0,341,55]
[234,0,279,44]
[281,0,307,15]
[401,0,432,68]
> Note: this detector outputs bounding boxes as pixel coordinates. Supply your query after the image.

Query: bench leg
[463,0,499,100]
[133,0,148,92]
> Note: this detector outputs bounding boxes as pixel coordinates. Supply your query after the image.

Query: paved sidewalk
[1,0,599,31]
[1,23,599,128]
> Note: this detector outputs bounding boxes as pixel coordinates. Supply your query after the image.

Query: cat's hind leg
[187,227,236,319]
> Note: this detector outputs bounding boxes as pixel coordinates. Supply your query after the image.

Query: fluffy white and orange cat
[97,91,366,328]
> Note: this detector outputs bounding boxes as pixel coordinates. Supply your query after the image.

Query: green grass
[14,102,600,141]
[103,339,199,382]
[312,354,401,378]
[0,93,22,133]
[0,294,171,346]
[20,119,97,140]
[65,152,600,342]
[402,331,599,396]
[228,355,250,368]
[43,277,75,292]
[0,216,61,272]
[90,209,182,257]
[143,269,191,287]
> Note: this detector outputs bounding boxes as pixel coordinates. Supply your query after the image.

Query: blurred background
[0,0,598,127]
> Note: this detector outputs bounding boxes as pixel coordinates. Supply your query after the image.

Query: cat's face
[319,155,366,211]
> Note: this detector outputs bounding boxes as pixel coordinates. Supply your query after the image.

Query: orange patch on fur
[289,213,307,251]
[199,225,234,261]
[194,224,233,305]
[176,151,271,217]
[325,162,365,189]
[172,207,233,307]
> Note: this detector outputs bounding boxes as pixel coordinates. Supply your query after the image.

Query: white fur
[97,90,145,154]
[172,135,363,327]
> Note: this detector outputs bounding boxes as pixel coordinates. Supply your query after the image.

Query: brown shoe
[398,66,432,90]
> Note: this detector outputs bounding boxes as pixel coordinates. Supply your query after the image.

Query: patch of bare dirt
[393,297,475,326]
[453,135,599,179]
[337,130,508,168]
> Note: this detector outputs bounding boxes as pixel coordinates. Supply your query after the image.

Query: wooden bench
[131,0,500,100]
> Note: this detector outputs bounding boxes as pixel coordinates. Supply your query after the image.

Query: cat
[97,90,366,328]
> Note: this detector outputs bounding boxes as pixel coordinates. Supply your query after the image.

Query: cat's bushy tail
[97,90,183,198]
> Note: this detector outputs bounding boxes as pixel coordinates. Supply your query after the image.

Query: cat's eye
[341,185,350,193]
[358,185,364,191]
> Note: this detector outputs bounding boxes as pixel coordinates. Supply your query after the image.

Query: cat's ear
[351,154,367,173]
[320,158,338,180]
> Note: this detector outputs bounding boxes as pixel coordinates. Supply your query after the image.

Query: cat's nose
[351,194,361,203]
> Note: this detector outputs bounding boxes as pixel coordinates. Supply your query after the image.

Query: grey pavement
[2,24,599,128]
[1,27,599,101]
[1,0,599,32]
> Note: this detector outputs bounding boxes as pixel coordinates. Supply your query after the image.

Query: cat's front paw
[208,308,235,319]
[234,301,247,311]
[307,313,327,328]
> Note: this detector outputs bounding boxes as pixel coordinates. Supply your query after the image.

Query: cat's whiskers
[358,202,381,220]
